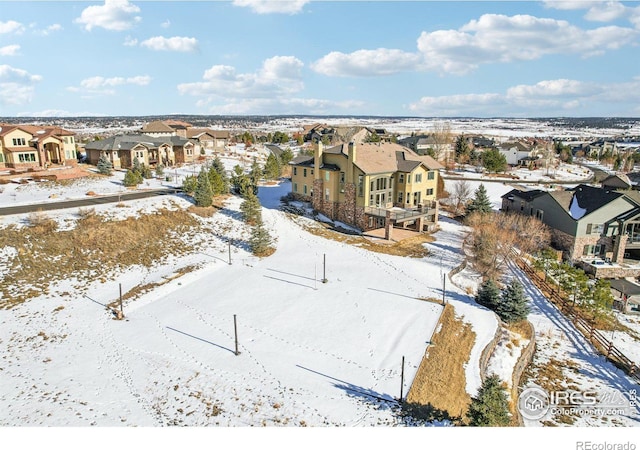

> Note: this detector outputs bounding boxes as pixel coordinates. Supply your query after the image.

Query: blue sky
[1,0,639,117]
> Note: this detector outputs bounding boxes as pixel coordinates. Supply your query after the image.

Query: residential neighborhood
[1,115,640,438]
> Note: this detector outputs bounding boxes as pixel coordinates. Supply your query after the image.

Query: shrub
[123,169,143,187]
[466,375,510,426]
[96,155,112,175]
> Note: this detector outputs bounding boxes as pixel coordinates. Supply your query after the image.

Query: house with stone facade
[85,134,195,169]
[501,184,640,277]
[290,141,443,239]
[0,123,76,169]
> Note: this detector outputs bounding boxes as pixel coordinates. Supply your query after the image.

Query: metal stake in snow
[233,314,239,356]
[322,253,328,283]
[228,240,232,265]
[442,274,446,305]
[119,283,123,315]
[314,263,317,290]
[400,356,405,401]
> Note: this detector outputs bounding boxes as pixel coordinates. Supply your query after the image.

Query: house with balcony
[290,141,443,239]
[0,123,76,169]
[501,184,640,278]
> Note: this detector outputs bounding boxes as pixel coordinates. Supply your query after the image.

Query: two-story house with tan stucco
[290,141,443,239]
[0,123,76,169]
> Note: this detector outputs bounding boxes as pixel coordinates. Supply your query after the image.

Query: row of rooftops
[140,120,230,139]
[291,141,443,175]
[84,133,192,152]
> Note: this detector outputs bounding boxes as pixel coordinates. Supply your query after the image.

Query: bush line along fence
[516,256,639,384]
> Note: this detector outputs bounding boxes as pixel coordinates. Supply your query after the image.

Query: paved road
[0,187,183,216]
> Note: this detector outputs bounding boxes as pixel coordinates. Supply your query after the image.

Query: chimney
[314,141,323,181]
[347,142,356,184]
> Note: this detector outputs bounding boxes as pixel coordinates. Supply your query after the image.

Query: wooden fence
[515,256,640,384]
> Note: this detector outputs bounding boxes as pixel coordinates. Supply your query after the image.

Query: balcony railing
[364,202,436,221]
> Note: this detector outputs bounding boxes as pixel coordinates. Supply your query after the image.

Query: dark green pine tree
[466,184,492,215]
[123,169,143,187]
[194,168,213,207]
[249,219,273,256]
[210,157,230,194]
[96,155,113,175]
[475,278,501,312]
[466,374,511,426]
[240,190,262,226]
[497,279,529,323]
[264,153,281,180]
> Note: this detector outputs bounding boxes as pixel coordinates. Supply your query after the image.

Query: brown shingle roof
[141,121,174,133]
[352,142,444,174]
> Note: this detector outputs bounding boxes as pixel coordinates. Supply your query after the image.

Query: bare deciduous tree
[451,180,473,214]
[431,121,453,163]
[465,212,550,280]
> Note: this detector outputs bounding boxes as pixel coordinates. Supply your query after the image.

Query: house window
[303,168,307,177]
[399,174,405,184]
[407,174,411,183]
[398,192,403,203]
[293,183,298,193]
[427,171,435,180]
[303,185,308,195]
[0,153,4,163]
[325,171,330,181]
[18,153,36,162]
[370,194,374,204]
[587,224,604,235]
[370,181,374,191]
[293,167,297,176]
[583,244,603,256]
[358,175,363,197]
[426,188,434,196]
[415,173,422,183]
[536,210,544,220]
[12,138,26,146]
[325,188,330,201]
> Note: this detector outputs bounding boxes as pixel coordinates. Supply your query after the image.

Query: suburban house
[186,128,230,153]
[497,141,538,166]
[290,141,443,239]
[398,135,454,160]
[0,123,77,169]
[141,119,192,138]
[501,184,640,277]
[84,134,195,169]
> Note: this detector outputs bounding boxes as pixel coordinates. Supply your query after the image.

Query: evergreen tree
[96,155,112,175]
[585,278,614,320]
[123,169,143,187]
[466,184,492,215]
[264,153,281,180]
[249,157,262,187]
[194,169,213,207]
[497,280,529,323]
[249,219,273,256]
[132,157,142,173]
[231,165,255,197]
[280,148,294,166]
[466,375,511,426]
[155,163,165,178]
[240,190,262,226]
[475,279,502,311]
[455,134,470,162]
[482,148,508,173]
[209,157,229,194]
[139,163,152,179]
[182,174,197,194]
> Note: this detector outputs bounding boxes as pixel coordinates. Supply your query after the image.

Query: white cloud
[416,14,638,74]
[311,48,423,77]
[16,109,106,117]
[0,20,25,35]
[0,65,42,105]
[39,24,63,36]
[124,36,138,46]
[544,1,640,29]
[178,56,304,99]
[67,74,151,96]
[161,20,171,29]
[314,13,638,77]
[75,0,141,32]
[0,45,20,57]
[232,0,310,15]
[408,77,640,116]
[140,36,198,52]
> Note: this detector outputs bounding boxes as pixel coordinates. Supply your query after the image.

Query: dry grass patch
[0,208,206,309]
[406,304,476,423]
[295,219,433,258]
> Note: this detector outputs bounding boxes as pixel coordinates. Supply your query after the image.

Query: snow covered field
[1,156,639,437]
